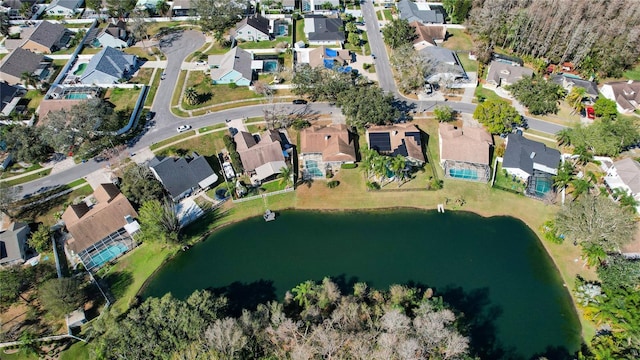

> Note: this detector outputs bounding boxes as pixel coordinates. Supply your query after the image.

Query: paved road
[524,117,565,135]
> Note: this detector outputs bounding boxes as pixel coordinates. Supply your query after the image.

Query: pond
[142,210,581,359]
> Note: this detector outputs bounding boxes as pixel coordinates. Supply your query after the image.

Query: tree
[106,0,136,17]
[193,0,245,39]
[390,44,429,93]
[389,156,407,184]
[593,97,617,120]
[612,188,639,213]
[553,161,574,191]
[86,0,103,11]
[506,76,566,115]
[382,19,416,49]
[347,32,360,47]
[442,0,472,24]
[556,128,572,147]
[156,0,170,16]
[278,166,293,187]
[337,86,399,129]
[572,144,593,165]
[20,72,39,89]
[0,12,9,37]
[565,87,587,115]
[433,105,455,122]
[0,266,31,305]
[28,225,51,253]
[555,194,635,252]
[184,87,199,106]
[138,198,181,243]
[39,278,85,317]
[3,125,52,163]
[597,255,640,290]
[473,98,521,134]
[129,10,150,50]
[120,164,165,208]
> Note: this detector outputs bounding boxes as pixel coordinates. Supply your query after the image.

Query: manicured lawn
[182,71,263,110]
[383,9,393,20]
[458,52,478,72]
[144,69,163,107]
[376,10,383,21]
[130,68,153,85]
[247,124,266,133]
[238,36,292,50]
[493,162,526,193]
[79,46,102,55]
[60,342,90,360]
[294,19,307,43]
[198,123,226,133]
[123,46,162,60]
[442,29,474,51]
[0,163,42,179]
[474,87,504,103]
[4,168,51,186]
[24,90,44,112]
[67,178,88,188]
[245,116,264,123]
[145,21,183,37]
[524,101,581,127]
[624,63,640,81]
[149,130,196,151]
[103,242,178,314]
[260,179,287,192]
[104,87,142,112]
[155,130,229,158]
[203,42,230,55]
[171,70,188,106]
[12,184,93,225]
[362,32,371,55]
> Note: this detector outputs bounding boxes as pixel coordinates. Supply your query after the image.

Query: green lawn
[66,178,88,188]
[182,72,263,110]
[149,130,197,151]
[12,183,93,226]
[383,9,393,20]
[294,19,307,44]
[238,36,292,50]
[474,87,503,103]
[203,42,230,55]
[144,69,163,107]
[130,68,153,85]
[155,130,229,158]
[79,47,102,55]
[493,163,526,193]
[123,46,162,60]
[362,32,371,55]
[441,29,474,52]
[458,52,478,72]
[198,123,226,133]
[3,168,51,186]
[145,21,183,37]
[24,90,44,112]
[0,163,42,180]
[172,70,188,106]
[376,10,383,21]
[624,63,640,81]
[104,87,142,112]
[260,179,287,192]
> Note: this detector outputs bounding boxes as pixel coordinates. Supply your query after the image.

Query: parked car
[229,127,238,136]
[176,125,192,133]
[195,60,207,66]
[292,99,308,105]
[161,72,166,80]
[145,111,155,121]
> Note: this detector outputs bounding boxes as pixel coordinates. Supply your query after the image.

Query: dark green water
[142,210,581,359]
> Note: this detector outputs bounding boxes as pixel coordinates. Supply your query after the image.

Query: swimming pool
[86,243,128,269]
[305,160,324,177]
[449,168,479,180]
[65,93,91,99]
[263,60,278,73]
[534,178,552,195]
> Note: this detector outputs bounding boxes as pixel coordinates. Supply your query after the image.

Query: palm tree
[360,148,378,178]
[572,144,593,165]
[612,188,639,213]
[581,243,607,268]
[553,161,575,190]
[184,87,198,105]
[21,72,39,89]
[569,178,594,200]
[556,128,572,147]
[292,280,316,308]
[390,155,406,184]
[156,0,170,16]
[371,155,388,182]
[566,87,587,115]
[278,165,292,188]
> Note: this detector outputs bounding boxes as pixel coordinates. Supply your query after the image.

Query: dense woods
[89,280,471,359]
[468,0,640,77]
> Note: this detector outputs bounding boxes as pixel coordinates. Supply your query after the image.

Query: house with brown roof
[300,45,351,69]
[438,123,493,182]
[234,129,288,183]
[600,80,640,114]
[409,21,446,50]
[300,124,356,179]
[20,21,71,54]
[62,183,140,271]
[0,48,49,86]
[366,124,425,166]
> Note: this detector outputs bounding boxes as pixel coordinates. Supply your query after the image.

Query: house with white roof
[46,0,84,17]
[600,80,640,114]
[604,157,640,212]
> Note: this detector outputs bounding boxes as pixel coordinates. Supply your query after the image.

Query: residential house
[234,129,287,183]
[485,61,534,90]
[604,157,640,213]
[209,46,254,86]
[0,222,30,266]
[549,74,598,101]
[397,0,445,25]
[281,0,295,11]
[20,20,71,54]
[299,45,350,70]
[600,80,640,114]
[366,124,425,166]
[410,22,446,50]
[231,14,271,42]
[419,46,470,87]
[3,26,36,52]
[375,0,395,7]
[492,53,523,67]
[0,150,12,170]
[136,0,160,12]
[0,82,21,116]
[46,0,83,17]
[299,124,356,179]
[302,0,339,13]
[93,20,131,49]
[148,153,219,201]
[1,0,38,20]
[0,48,48,86]
[502,133,560,198]
[62,183,140,271]
[171,0,192,16]
[438,123,492,182]
[303,15,345,46]
[80,46,137,85]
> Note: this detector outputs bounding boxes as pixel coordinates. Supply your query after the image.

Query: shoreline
[133,202,594,342]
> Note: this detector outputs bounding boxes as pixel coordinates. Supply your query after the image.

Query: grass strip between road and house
[198,123,226,133]
[171,70,188,107]
[144,69,163,107]
[67,178,88,188]
[149,130,197,151]
[3,168,52,186]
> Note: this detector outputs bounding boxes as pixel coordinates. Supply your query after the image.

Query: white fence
[232,187,294,203]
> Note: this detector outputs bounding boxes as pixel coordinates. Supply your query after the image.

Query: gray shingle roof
[29,21,67,49]
[1,82,20,110]
[149,154,217,200]
[0,48,44,78]
[236,14,270,37]
[306,15,345,42]
[549,74,598,97]
[80,46,136,84]
[397,0,444,24]
[56,0,82,10]
[209,46,253,84]
[503,133,560,175]
[0,222,29,265]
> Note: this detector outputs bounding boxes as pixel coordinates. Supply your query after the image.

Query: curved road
[15,26,564,197]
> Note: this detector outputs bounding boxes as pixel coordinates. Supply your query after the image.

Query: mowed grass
[3,168,52,186]
[130,68,153,85]
[294,19,307,43]
[475,87,505,103]
[105,87,142,112]
[144,69,163,107]
[149,130,196,150]
[442,29,474,51]
[154,130,229,158]
[24,90,45,112]
[182,71,263,110]
[624,63,640,81]
[524,101,581,127]
[172,70,188,106]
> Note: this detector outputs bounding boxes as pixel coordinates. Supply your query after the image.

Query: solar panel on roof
[369,133,391,152]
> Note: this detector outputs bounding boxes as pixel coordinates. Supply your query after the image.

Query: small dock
[437,204,445,213]
[263,209,276,222]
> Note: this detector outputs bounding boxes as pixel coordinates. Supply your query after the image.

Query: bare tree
[205,318,248,359]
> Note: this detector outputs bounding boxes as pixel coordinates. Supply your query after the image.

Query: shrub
[363,63,371,70]
[327,180,340,188]
[292,118,311,130]
[341,163,357,169]
[228,83,238,89]
[326,171,333,179]
[366,181,380,190]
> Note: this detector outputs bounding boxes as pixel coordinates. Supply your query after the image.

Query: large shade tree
[382,19,416,49]
[193,0,245,40]
[120,163,165,208]
[337,86,399,129]
[473,98,521,134]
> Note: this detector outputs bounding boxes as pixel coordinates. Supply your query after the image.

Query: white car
[195,60,207,66]
[176,125,192,133]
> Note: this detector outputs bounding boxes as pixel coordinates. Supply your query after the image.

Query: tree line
[88,279,472,359]
[467,0,640,77]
